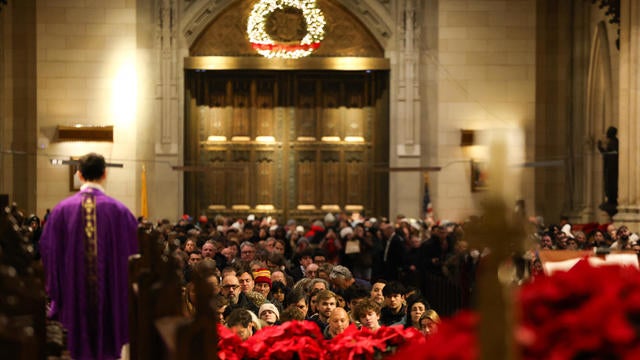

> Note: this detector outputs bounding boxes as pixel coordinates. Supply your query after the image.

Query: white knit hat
[339,226,353,239]
[258,302,280,320]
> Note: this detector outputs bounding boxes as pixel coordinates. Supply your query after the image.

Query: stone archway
[180,0,393,51]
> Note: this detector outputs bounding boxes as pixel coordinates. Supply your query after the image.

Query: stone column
[614,0,640,227]
[389,0,423,218]
[2,1,37,212]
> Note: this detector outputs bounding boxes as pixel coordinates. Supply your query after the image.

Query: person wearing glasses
[240,241,257,263]
[220,275,241,305]
[221,274,259,316]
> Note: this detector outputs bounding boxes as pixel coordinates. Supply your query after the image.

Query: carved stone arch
[181,0,237,48]
[584,20,614,221]
[335,0,393,48]
[180,0,392,54]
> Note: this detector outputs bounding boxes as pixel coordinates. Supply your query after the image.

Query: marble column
[613,0,640,227]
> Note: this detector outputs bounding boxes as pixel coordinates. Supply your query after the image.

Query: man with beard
[308,290,337,332]
[610,226,633,250]
[220,275,241,306]
[221,274,259,315]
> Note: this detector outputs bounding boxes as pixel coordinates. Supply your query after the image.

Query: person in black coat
[381,223,405,281]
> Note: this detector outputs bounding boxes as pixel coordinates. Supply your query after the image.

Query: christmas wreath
[247,0,326,59]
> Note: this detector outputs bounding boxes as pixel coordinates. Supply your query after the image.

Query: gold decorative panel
[321,81,341,138]
[232,81,251,137]
[296,79,317,139]
[321,151,341,205]
[203,151,227,208]
[255,80,275,138]
[297,151,316,206]
[345,151,365,205]
[256,151,275,205]
[231,150,250,206]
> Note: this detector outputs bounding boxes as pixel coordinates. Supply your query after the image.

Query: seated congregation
[4,203,639,359]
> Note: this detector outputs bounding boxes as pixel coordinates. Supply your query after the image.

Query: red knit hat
[253,268,272,287]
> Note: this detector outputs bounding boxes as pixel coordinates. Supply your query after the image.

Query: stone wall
[35,0,142,216]
[430,0,536,221]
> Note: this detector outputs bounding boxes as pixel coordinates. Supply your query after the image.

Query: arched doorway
[583,21,615,222]
[183,0,390,220]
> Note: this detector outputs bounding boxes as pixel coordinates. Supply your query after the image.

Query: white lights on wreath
[247,0,326,59]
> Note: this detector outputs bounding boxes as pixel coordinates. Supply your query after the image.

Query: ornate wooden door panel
[202,151,227,209]
[185,70,388,220]
[345,151,366,210]
[320,151,341,208]
[255,151,275,207]
[321,80,341,140]
[296,150,317,208]
[295,79,317,140]
[231,80,251,139]
[255,80,276,139]
[230,150,251,208]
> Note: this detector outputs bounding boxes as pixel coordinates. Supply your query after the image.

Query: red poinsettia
[374,325,424,348]
[218,319,430,360]
[217,324,246,360]
[243,320,325,360]
[325,324,426,360]
[388,311,478,360]
[517,259,640,359]
[325,325,386,360]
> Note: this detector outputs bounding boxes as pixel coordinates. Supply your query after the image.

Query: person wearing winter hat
[253,268,272,297]
[259,302,280,326]
[324,212,336,226]
[561,223,574,239]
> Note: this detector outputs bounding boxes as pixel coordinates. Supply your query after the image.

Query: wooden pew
[128,228,217,360]
[172,271,217,360]
[128,228,183,360]
[0,205,47,359]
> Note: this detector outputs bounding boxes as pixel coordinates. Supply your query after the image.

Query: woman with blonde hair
[419,309,441,336]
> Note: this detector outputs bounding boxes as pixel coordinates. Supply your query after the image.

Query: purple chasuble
[40,187,138,360]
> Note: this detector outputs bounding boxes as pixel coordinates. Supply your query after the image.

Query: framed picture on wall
[471,159,488,192]
[69,157,82,192]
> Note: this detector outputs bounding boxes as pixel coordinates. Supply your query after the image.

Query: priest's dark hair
[79,153,106,181]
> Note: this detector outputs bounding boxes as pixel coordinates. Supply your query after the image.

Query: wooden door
[185,70,389,221]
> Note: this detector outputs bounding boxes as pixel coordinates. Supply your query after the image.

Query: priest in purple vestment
[40,153,139,360]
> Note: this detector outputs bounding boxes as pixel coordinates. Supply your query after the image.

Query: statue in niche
[597,126,619,216]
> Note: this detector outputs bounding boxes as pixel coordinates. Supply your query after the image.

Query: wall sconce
[56,125,113,142]
[460,129,475,147]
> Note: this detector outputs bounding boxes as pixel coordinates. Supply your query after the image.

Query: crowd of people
[148,212,448,341]
[28,200,639,346]
[29,200,639,346]
[26,152,637,358]
[125,212,583,341]
[142,209,640,342]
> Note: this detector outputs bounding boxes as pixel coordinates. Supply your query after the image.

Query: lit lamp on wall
[460,129,476,147]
